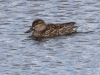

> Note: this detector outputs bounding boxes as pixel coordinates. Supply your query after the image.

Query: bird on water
[25,19,79,38]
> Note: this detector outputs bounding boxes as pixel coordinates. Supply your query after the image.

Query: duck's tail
[70,22,76,25]
[65,22,76,25]
[72,26,79,32]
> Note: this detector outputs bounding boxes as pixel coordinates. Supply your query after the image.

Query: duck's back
[42,22,78,37]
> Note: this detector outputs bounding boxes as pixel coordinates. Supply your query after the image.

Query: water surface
[0,0,100,75]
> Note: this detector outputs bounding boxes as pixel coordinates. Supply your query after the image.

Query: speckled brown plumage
[25,19,79,37]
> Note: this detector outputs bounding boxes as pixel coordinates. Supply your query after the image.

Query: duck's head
[25,19,46,33]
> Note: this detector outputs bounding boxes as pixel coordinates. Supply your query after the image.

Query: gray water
[0,0,100,75]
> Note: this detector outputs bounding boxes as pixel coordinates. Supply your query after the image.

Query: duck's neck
[33,30,44,37]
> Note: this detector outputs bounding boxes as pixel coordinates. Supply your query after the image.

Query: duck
[25,19,79,38]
